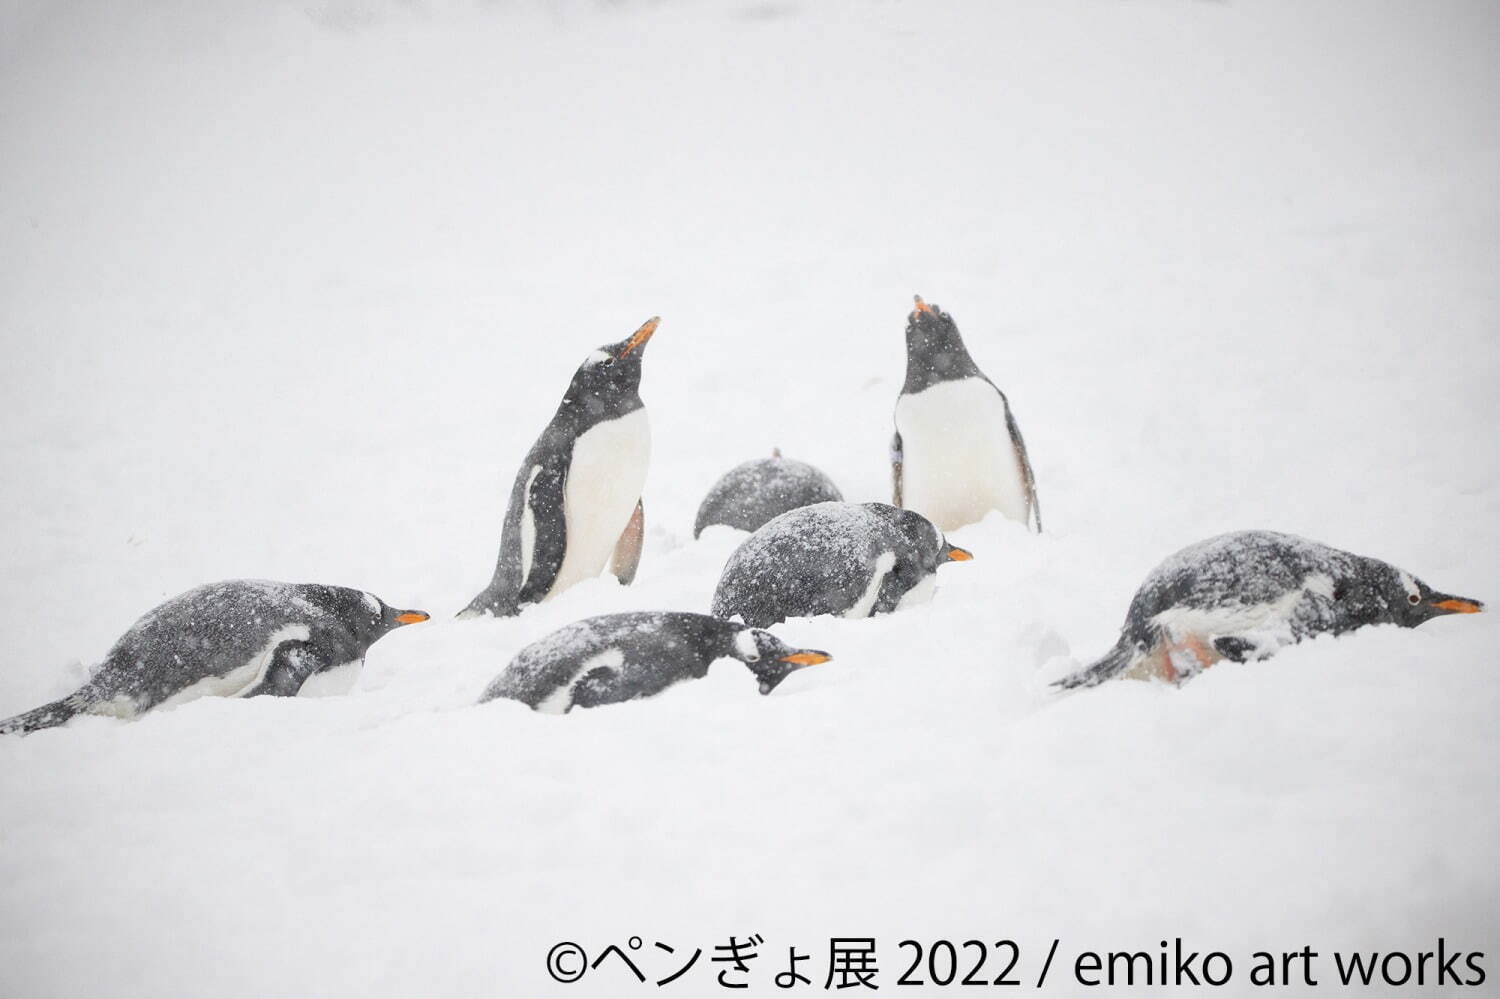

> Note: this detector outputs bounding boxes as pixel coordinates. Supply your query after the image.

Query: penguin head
[561,316,659,425]
[307,586,431,646]
[729,627,832,695]
[1381,564,1482,627]
[904,295,981,390]
[1336,562,1483,629]
[879,504,975,572]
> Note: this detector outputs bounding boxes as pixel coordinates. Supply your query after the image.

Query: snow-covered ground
[2,1,1497,995]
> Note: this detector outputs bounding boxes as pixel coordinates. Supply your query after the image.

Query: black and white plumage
[478,611,831,712]
[1058,530,1484,689]
[891,295,1040,532]
[461,317,658,619]
[693,451,843,538]
[710,501,972,628]
[0,580,429,735]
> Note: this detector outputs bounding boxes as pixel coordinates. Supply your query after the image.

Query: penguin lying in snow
[479,611,831,712]
[1057,530,1484,689]
[892,295,1040,532]
[461,317,659,619]
[0,581,429,734]
[710,501,972,628]
[693,449,843,538]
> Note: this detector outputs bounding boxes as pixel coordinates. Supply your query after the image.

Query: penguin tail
[0,691,91,736]
[1053,641,1135,690]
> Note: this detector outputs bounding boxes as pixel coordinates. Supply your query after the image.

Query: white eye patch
[1398,572,1420,601]
[734,629,762,661]
[585,350,612,366]
[360,592,381,614]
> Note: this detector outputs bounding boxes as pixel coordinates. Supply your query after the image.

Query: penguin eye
[600,356,615,367]
[1407,593,1421,605]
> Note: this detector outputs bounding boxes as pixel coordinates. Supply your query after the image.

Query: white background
[1,1,1496,995]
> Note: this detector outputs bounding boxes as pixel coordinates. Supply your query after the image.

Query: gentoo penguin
[479,611,831,712]
[710,501,972,628]
[891,295,1040,532]
[0,580,429,734]
[1057,530,1484,689]
[460,317,658,618]
[693,449,843,537]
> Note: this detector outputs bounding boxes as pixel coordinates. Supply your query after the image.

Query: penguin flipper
[1001,395,1042,533]
[460,452,544,618]
[872,559,923,615]
[243,640,329,697]
[568,665,622,710]
[610,499,646,586]
[1211,635,1272,663]
[515,452,571,607]
[890,431,904,507]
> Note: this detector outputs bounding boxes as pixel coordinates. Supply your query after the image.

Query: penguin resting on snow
[479,611,831,712]
[693,449,843,537]
[0,580,429,734]
[461,317,658,618]
[1057,530,1483,689]
[892,295,1040,532]
[711,501,972,628]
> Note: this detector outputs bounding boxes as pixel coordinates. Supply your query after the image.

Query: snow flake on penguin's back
[693,456,844,537]
[508,612,674,677]
[710,502,902,624]
[722,502,884,575]
[116,580,302,647]
[517,616,613,668]
[1136,531,1367,615]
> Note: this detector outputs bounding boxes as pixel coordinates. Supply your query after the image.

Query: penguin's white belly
[155,623,312,710]
[1152,573,1336,652]
[896,378,1028,531]
[296,660,362,697]
[895,572,937,611]
[551,408,651,596]
[157,662,266,709]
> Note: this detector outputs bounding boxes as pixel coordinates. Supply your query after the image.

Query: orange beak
[1433,598,1482,614]
[780,651,831,667]
[618,316,660,359]
[912,294,931,315]
[395,610,430,625]
[945,547,973,562]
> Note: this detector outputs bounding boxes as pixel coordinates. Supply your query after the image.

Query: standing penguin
[0,580,429,734]
[1057,530,1484,689]
[892,295,1040,532]
[461,317,658,618]
[479,611,831,712]
[711,501,972,628]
